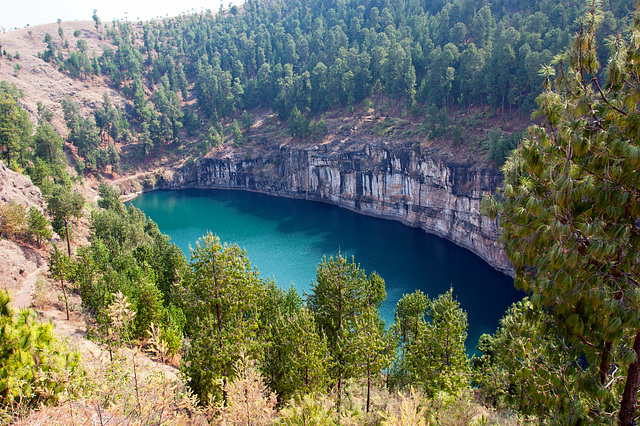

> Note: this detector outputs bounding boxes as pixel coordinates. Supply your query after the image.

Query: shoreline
[130,184,515,277]
[120,191,143,202]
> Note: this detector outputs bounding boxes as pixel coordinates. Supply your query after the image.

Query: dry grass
[13,349,207,426]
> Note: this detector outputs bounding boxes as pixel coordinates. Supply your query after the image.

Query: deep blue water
[129,188,523,351]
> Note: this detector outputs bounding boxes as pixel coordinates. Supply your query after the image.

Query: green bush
[487,128,523,166]
[0,202,26,240]
[0,291,84,421]
[27,207,52,245]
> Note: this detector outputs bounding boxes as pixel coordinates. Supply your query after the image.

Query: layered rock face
[161,141,511,274]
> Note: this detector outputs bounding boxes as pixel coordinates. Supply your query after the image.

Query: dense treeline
[33,0,635,169]
[114,0,632,120]
[67,186,472,417]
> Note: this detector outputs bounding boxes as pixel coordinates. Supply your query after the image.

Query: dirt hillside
[0,21,129,133]
[0,160,47,293]
[0,21,131,296]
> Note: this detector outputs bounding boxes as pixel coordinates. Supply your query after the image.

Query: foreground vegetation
[3,0,640,424]
[1,178,507,423]
[64,182,477,420]
[483,1,640,424]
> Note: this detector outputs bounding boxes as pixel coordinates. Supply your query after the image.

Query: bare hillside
[0,160,47,292]
[0,21,129,132]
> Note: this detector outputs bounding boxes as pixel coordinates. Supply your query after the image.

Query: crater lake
[129,188,523,350]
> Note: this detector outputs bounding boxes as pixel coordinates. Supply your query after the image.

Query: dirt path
[13,266,47,309]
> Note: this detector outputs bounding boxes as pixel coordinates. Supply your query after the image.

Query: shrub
[27,207,52,245]
[0,291,84,421]
[0,202,27,240]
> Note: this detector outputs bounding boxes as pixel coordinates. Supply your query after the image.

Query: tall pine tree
[307,253,386,409]
[484,3,640,423]
[181,233,265,405]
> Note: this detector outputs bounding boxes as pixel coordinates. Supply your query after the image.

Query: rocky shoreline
[139,139,513,275]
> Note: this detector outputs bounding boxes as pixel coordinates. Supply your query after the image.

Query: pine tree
[351,306,393,413]
[262,307,330,403]
[391,290,429,388]
[307,253,386,409]
[46,186,84,256]
[484,3,640,423]
[405,289,470,396]
[27,207,51,246]
[394,291,429,346]
[48,246,73,320]
[33,121,63,165]
[489,298,600,422]
[181,232,265,405]
[229,119,243,147]
[0,290,83,417]
[0,92,32,170]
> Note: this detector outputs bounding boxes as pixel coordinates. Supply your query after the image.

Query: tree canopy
[37,0,636,168]
[484,2,640,423]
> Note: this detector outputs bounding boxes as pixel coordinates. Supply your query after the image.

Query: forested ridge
[95,0,633,118]
[2,0,635,174]
[2,0,640,424]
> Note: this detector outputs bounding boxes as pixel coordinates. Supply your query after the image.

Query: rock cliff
[158,139,511,274]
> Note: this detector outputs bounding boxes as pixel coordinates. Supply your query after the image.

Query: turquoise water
[129,188,523,350]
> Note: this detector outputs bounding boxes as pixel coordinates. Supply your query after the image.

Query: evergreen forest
[2,0,635,173]
[1,0,640,423]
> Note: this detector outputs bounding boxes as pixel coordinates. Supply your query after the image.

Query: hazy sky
[1,0,242,31]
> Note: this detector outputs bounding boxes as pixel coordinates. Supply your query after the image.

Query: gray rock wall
[161,143,511,274]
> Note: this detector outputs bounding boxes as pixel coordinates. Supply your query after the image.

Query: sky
[1,0,243,31]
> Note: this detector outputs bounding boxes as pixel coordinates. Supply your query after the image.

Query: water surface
[129,188,523,350]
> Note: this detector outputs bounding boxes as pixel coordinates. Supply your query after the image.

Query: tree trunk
[599,340,612,385]
[61,279,70,320]
[212,256,227,405]
[337,363,342,411]
[366,364,371,413]
[64,218,71,257]
[619,331,640,425]
[133,353,142,415]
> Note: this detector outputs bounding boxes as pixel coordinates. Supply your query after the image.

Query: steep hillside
[0,21,128,133]
[0,160,46,291]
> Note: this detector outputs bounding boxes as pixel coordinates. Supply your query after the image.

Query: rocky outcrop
[159,140,511,274]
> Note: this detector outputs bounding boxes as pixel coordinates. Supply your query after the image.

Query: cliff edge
[156,137,511,274]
